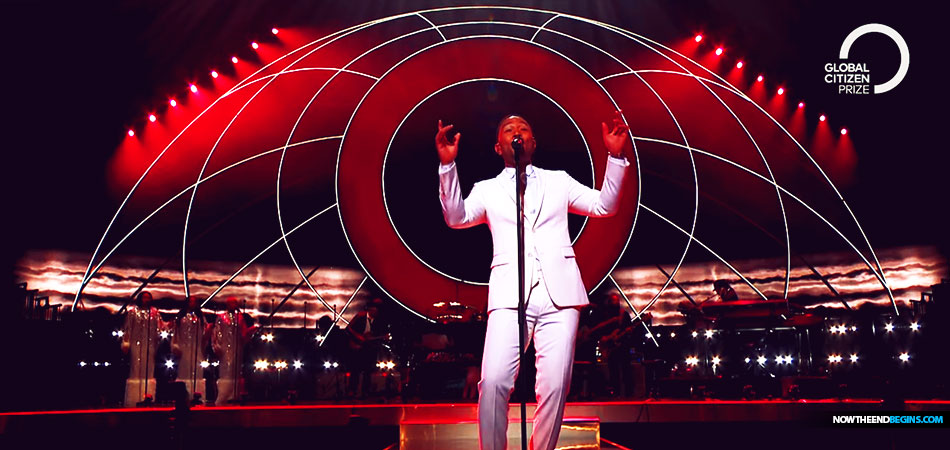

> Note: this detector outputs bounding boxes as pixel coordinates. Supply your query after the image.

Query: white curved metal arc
[634,135,890,293]
[607,275,659,347]
[80,136,342,289]
[415,12,447,42]
[531,13,561,42]
[639,204,768,300]
[275,24,449,323]
[318,276,367,347]
[334,32,641,321]
[583,17,895,312]
[581,27,793,304]
[73,16,396,311]
[598,70,747,99]
[221,68,379,97]
[184,15,421,312]
[200,203,340,313]
[381,77,593,286]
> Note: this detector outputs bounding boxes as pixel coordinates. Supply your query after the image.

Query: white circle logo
[838,23,909,94]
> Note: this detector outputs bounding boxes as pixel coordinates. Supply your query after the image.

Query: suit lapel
[530,168,545,229]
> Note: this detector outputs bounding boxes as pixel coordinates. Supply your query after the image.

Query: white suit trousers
[478,269,580,450]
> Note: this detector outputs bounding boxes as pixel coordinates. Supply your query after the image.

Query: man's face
[494,116,537,166]
[187,296,198,310]
[226,297,239,312]
[140,292,153,307]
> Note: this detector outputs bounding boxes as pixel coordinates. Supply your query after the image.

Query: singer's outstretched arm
[436,119,486,228]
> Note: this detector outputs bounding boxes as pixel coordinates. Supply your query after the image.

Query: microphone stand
[513,138,528,450]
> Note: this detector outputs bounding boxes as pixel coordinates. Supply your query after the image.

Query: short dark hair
[713,280,732,290]
[496,114,530,137]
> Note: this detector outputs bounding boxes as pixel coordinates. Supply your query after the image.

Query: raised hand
[435,119,461,165]
[600,110,630,159]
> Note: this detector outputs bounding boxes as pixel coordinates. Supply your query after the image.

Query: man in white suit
[436,112,630,450]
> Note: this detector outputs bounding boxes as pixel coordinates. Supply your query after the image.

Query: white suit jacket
[439,157,628,311]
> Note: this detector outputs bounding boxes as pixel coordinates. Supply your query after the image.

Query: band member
[211,296,256,405]
[121,291,165,407]
[345,297,389,398]
[437,111,630,450]
[712,280,739,302]
[172,296,209,403]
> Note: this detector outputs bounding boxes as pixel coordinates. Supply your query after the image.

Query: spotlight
[840,128,848,135]
[169,98,177,108]
[323,361,332,369]
[200,360,210,368]
[744,357,751,363]
[691,330,698,338]
[254,359,269,370]
[736,61,743,69]
[159,330,170,339]
[251,42,259,50]
[711,356,721,365]
[271,28,279,35]
[231,56,239,64]
[898,352,910,363]
[819,114,826,122]
[777,87,784,95]
[93,362,100,367]
[685,356,699,366]
[885,323,895,332]
[798,101,805,109]
[670,332,676,338]
[148,114,156,123]
[293,360,303,369]
[705,329,714,339]
[189,84,198,93]
[79,361,87,367]
[211,361,219,367]
[274,360,288,370]
[756,356,767,365]
[211,70,219,79]
[315,334,325,342]
[103,362,110,367]
[165,360,174,369]
[694,34,703,43]
[261,333,275,342]
[715,47,723,56]
[910,322,920,331]
[756,75,764,83]
[127,129,135,137]
[850,354,859,363]
[829,354,842,363]
[851,326,857,331]
[332,362,339,368]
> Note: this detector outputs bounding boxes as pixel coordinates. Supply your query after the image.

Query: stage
[2,399,947,449]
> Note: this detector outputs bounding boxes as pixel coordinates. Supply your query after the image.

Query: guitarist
[345,297,389,398]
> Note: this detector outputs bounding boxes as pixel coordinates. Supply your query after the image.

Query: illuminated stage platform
[2,400,948,449]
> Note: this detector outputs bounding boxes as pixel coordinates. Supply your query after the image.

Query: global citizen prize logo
[825,24,909,94]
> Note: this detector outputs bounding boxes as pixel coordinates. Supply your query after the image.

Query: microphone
[511,134,524,162]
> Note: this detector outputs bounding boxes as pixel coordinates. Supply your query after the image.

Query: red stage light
[271,28,279,35]
[169,99,177,108]
[190,84,198,93]
[798,101,804,109]
[127,129,135,137]
[694,34,703,43]
[756,75,764,82]
[840,128,848,135]
[211,70,219,79]
[819,114,826,122]
[251,42,259,50]
[148,114,156,123]
[736,61,743,69]
[715,47,723,56]
[231,56,239,64]
[777,87,784,95]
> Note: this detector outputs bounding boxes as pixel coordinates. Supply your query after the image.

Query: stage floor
[2,399,948,449]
